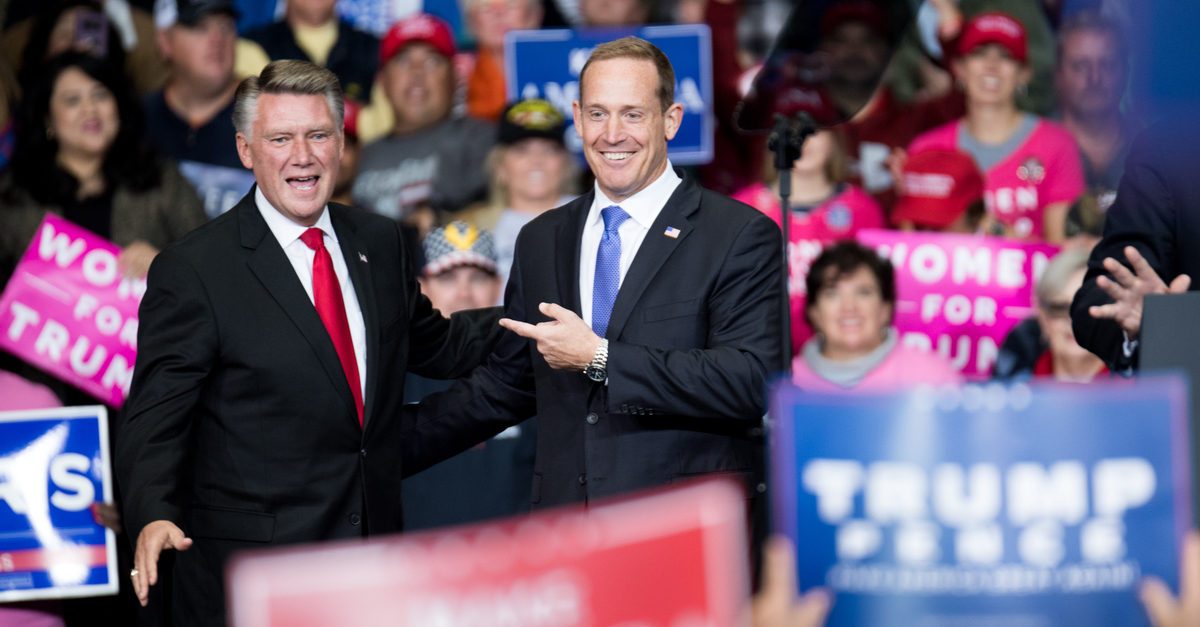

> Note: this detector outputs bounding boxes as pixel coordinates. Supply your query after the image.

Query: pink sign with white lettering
[856,229,1060,379]
[0,214,143,407]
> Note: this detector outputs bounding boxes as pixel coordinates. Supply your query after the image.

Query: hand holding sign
[752,536,833,627]
[133,520,192,607]
[500,302,603,371]
[117,240,160,279]
[1140,531,1200,627]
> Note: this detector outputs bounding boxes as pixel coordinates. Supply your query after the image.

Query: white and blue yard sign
[0,406,116,601]
[771,378,1192,626]
[504,24,713,165]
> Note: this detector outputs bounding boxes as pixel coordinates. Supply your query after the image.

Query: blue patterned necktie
[591,205,630,338]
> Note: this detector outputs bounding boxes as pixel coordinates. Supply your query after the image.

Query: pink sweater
[792,343,964,393]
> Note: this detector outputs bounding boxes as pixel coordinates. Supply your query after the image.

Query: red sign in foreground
[227,480,749,627]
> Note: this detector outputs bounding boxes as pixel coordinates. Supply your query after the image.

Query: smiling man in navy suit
[409,37,784,508]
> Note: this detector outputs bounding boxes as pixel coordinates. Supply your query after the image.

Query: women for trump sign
[0,214,143,407]
[856,229,1059,379]
[771,377,1193,626]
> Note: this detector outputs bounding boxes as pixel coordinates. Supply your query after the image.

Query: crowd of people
[0,0,1195,623]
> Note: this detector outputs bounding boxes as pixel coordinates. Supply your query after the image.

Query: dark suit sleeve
[115,250,218,539]
[1071,125,1181,369]
[606,212,783,420]
[401,242,537,476]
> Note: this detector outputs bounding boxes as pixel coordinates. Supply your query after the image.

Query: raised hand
[1088,246,1192,339]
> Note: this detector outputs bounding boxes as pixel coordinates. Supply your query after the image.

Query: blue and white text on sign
[770,378,1192,626]
[504,25,714,165]
[0,406,117,601]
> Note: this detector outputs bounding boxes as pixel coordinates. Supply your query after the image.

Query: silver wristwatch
[584,339,609,382]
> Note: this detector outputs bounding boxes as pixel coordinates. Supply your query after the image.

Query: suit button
[360,449,367,457]
[621,404,629,413]
[586,412,599,424]
[349,513,361,525]
[578,473,587,485]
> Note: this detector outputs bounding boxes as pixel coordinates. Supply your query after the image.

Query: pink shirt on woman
[732,183,885,354]
[908,118,1084,239]
[791,341,964,393]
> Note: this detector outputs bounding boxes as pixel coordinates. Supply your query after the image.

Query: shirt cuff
[1122,330,1139,359]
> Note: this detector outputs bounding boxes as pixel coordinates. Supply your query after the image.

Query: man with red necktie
[115,60,508,627]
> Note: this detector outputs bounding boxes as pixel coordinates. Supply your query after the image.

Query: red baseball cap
[819,1,890,42]
[379,13,456,66]
[892,150,985,230]
[959,11,1027,64]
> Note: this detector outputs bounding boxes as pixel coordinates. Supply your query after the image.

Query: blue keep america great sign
[771,377,1192,626]
[0,406,117,601]
[504,24,714,165]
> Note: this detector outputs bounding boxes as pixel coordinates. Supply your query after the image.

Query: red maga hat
[380,13,456,66]
[959,11,1027,64]
[892,150,985,229]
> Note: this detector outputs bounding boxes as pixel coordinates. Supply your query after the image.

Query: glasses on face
[1040,301,1073,320]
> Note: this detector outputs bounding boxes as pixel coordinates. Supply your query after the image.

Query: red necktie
[300,228,364,426]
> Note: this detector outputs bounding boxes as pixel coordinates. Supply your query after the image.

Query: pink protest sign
[856,229,1060,379]
[0,214,144,407]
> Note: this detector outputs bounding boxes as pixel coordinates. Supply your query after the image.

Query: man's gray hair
[233,60,344,139]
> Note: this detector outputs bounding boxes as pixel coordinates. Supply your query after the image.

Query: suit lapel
[239,192,360,423]
[553,191,593,319]
[329,207,381,430]
[604,173,699,340]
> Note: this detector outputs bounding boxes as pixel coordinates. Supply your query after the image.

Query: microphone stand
[767,111,818,374]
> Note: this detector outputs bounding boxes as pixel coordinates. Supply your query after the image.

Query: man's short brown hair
[579,36,675,112]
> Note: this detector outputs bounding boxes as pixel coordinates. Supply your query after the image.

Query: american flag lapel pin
[359,252,368,263]
[664,226,681,238]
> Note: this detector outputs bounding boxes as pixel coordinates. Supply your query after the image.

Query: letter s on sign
[50,453,94,512]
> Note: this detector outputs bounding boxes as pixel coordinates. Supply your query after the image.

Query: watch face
[585,366,606,382]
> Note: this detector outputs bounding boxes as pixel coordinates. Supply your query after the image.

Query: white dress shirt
[579,163,682,329]
[256,188,367,397]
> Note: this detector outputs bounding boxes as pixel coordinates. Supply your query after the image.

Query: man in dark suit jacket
[115,61,507,626]
[1071,117,1200,370]
[408,37,783,508]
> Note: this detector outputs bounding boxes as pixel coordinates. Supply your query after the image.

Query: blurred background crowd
[0,0,1196,622]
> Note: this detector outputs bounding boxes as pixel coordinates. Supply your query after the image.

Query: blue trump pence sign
[0,406,117,601]
[771,378,1192,626]
[504,24,714,165]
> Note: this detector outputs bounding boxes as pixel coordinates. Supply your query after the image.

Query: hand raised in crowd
[1088,246,1192,339]
[132,520,193,607]
[118,240,161,279]
[500,302,604,371]
[751,536,833,627]
[1140,531,1200,627]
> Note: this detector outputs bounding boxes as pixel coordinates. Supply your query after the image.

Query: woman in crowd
[904,11,1084,243]
[1031,249,1108,381]
[0,52,205,288]
[792,241,961,391]
[733,127,884,355]
[461,98,577,296]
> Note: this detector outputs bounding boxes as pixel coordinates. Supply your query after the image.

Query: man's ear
[236,132,254,169]
[572,100,584,138]
[663,102,684,141]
